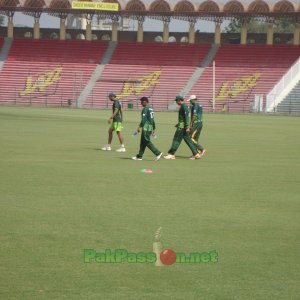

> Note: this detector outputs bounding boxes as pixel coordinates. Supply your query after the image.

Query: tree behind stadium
[225,19,294,33]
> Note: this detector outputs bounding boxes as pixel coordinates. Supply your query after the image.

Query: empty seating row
[189,45,300,112]
[83,42,212,109]
[0,39,108,106]
[0,40,299,113]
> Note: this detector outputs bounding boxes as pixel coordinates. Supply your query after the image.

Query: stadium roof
[0,0,299,19]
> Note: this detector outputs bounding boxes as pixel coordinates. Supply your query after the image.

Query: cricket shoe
[101,145,111,151]
[189,153,201,160]
[116,147,126,152]
[163,154,176,160]
[132,156,142,161]
[155,152,163,161]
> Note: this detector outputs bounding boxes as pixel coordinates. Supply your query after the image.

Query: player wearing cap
[101,92,126,152]
[164,95,200,160]
[188,95,206,158]
[132,97,163,161]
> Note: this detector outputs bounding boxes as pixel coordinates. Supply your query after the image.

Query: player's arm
[137,110,146,132]
[199,105,203,121]
[108,107,119,123]
[111,108,119,119]
[137,117,142,133]
[183,105,190,132]
[152,118,156,132]
[191,114,196,127]
[108,101,121,123]
[151,111,156,135]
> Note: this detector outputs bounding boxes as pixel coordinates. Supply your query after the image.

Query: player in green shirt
[188,95,206,158]
[132,97,163,161]
[164,95,200,160]
[101,92,126,152]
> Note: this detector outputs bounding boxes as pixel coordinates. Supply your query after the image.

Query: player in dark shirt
[101,92,126,152]
[164,95,200,160]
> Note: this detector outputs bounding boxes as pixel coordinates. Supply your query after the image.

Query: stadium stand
[1,40,299,113]
[83,42,212,110]
[0,39,108,106]
[188,45,300,112]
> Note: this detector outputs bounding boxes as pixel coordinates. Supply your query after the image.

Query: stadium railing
[266,57,300,112]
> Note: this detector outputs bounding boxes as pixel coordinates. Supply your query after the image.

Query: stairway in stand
[83,42,211,110]
[188,45,300,112]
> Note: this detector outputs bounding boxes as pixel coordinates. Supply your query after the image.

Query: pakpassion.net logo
[84,248,218,266]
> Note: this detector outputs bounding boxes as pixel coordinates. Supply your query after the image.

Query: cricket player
[188,95,206,158]
[164,95,200,160]
[101,92,126,152]
[132,97,163,161]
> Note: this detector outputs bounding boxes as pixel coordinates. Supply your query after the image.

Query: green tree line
[225,18,294,33]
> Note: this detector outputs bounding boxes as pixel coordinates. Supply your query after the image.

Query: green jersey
[112,100,122,122]
[139,106,156,131]
[191,102,203,124]
[178,103,190,129]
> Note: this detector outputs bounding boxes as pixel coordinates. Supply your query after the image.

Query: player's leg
[108,127,113,144]
[183,132,198,157]
[144,131,162,158]
[114,122,126,152]
[116,131,124,145]
[164,129,183,159]
[195,123,203,140]
[194,123,205,157]
[136,131,148,159]
[101,126,113,151]
[191,123,204,153]
[190,126,197,146]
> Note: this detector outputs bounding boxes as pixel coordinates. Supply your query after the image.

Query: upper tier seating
[188,45,300,112]
[0,39,108,106]
[1,40,299,113]
[83,42,212,110]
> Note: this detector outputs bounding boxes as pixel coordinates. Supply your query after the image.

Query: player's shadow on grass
[175,155,191,159]
[119,157,156,161]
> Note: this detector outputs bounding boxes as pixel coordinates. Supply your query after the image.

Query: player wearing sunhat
[101,92,126,152]
[188,95,206,158]
[164,95,200,160]
[132,97,163,161]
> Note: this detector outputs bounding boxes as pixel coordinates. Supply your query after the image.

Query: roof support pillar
[214,23,221,44]
[137,20,144,42]
[111,15,119,42]
[294,23,300,45]
[7,15,14,38]
[266,23,274,45]
[60,18,66,40]
[34,17,40,39]
[163,20,169,43]
[84,14,93,41]
[189,22,195,44]
[240,19,248,45]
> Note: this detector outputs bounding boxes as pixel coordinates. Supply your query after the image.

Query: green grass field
[0,106,300,300]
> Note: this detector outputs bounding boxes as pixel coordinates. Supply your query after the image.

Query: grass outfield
[0,106,300,300]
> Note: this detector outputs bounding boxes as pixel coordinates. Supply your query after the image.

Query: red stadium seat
[188,45,300,112]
